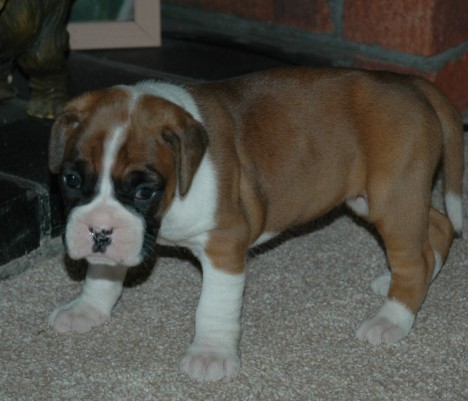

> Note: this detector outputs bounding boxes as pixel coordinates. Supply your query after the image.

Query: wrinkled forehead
[64,88,127,174]
[66,87,181,178]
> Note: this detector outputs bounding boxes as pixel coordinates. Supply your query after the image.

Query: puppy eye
[62,173,82,189]
[135,185,157,201]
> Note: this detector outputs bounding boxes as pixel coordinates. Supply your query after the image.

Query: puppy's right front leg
[181,253,246,382]
[49,264,127,333]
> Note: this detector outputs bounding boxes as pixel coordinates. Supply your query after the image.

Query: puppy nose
[88,226,113,253]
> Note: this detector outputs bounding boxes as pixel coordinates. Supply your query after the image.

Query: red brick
[433,1,468,54]
[164,0,236,14]
[165,0,334,32]
[256,0,334,33]
[344,0,468,56]
[234,0,276,22]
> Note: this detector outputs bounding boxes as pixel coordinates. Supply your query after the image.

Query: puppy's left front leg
[181,252,246,382]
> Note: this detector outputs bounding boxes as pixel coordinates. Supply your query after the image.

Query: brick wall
[344,0,467,56]
[163,0,468,116]
[165,0,335,33]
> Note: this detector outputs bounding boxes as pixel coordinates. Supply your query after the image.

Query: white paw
[356,316,410,345]
[181,344,240,382]
[49,298,110,333]
[370,272,391,297]
[355,300,414,345]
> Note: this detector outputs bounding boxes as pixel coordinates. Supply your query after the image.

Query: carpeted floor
[1,143,467,401]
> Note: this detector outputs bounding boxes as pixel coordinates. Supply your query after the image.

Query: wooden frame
[68,0,160,50]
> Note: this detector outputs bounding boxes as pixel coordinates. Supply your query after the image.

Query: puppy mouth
[84,251,144,267]
[85,255,120,266]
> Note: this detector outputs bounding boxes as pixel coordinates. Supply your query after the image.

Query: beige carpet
[1,146,467,401]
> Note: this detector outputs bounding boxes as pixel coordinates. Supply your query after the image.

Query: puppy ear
[49,110,80,174]
[162,120,208,197]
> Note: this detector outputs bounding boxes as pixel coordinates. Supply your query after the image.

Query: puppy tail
[414,78,464,234]
[439,99,464,235]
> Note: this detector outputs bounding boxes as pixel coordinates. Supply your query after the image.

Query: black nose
[89,227,113,253]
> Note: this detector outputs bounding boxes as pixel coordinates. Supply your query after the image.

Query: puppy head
[49,86,208,266]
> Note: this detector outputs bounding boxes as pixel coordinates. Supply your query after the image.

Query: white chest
[157,155,218,253]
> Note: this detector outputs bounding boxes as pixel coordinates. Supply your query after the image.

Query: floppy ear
[48,110,80,174]
[162,119,209,197]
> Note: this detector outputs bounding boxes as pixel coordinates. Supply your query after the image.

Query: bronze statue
[0,0,71,119]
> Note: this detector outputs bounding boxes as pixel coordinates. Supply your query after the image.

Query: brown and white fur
[48,67,464,382]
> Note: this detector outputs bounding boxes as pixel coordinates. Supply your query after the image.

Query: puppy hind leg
[370,207,453,298]
[428,207,453,280]
[370,272,391,297]
[356,191,435,344]
[347,192,396,297]
[357,244,434,344]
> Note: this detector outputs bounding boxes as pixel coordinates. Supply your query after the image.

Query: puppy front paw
[355,300,415,345]
[49,298,110,333]
[181,344,240,382]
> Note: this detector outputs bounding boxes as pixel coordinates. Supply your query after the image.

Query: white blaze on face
[99,126,126,199]
[65,125,146,267]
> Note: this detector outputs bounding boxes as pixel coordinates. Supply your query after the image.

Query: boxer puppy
[48,67,464,382]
